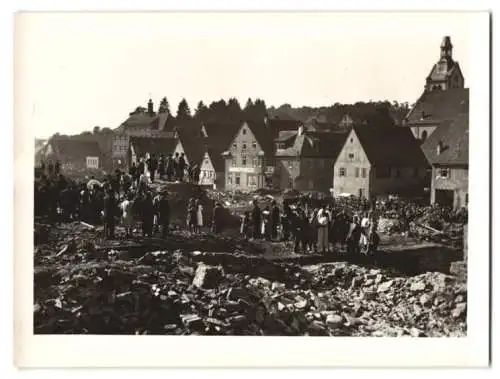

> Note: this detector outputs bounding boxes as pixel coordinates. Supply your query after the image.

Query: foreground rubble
[34,224,467,337]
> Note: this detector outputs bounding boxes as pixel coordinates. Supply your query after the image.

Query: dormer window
[242,128,247,135]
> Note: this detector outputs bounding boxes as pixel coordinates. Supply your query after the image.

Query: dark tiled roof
[426,59,462,83]
[202,122,241,151]
[421,113,469,166]
[129,136,178,158]
[267,118,302,135]
[246,119,274,157]
[49,138,102,161]
[177,128,206,166]
[406,88,469,124]
[206,146,225,173]
[354,125,429,168]
[276,130,348,159]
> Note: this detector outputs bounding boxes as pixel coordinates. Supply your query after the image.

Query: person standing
[149,154,158,182]
[346,215,362,255]
[196,199,204,233]
[187,198,197,233]
[142,191,155,238]
[120,194,134,238]
[103,189,117,239]
[166,153,175,182]
[178,153,186,181]
[212,202,224,234]
[240,211,250,240]
[271,200,280,241]
[157,192,170,239]
[251,200,261,239]
[316,205,330,254]
[158,155,165,181]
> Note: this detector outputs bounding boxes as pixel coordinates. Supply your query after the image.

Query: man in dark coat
[54,160,61,175]
[271,200,280,241]
[103,189,117,239]
[158,155,165,180]
[156,192,170,239]
[149,154,158,182]
[178,153,186,181]
[166,153,175,182]
[251,200,261,239]
[212,202,224,234]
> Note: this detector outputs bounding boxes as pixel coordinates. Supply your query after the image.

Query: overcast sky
[15,12,477,138]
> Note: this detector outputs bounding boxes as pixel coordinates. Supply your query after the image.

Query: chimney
[147,99,154,115]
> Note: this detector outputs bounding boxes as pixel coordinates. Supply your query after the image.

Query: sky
[14,12,478,138]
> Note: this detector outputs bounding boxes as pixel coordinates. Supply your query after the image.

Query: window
[232,143,237,150]
[355,167,360,177]
[421,130,428,141]
[247,174,256,186]
[361,168,367,178]
[242,128,247,135]
[252,141,257,149]
[350,138,354,143]
[235,175,240,185]
[252,157,258,167]
[348,153,354,160]
[242,156,247,167]
[242,143,247,150]
[228,175,232,185]
[288,176,293,189]
[439,168,449,178]
[339,167,346,177]
[231,158,236,167]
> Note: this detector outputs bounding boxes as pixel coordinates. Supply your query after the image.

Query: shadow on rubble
[266,244,462,277]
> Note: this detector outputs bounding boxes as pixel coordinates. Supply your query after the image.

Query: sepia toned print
[31,15,470,338]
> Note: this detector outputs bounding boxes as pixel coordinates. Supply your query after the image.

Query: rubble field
[34,221,467,336]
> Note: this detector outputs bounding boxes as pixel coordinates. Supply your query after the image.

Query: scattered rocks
[192,264,224,289]
[410,281,426,292]
[325,313,343,328]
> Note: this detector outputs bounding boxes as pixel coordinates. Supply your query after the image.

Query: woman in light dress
[196,199,204,233]
[121,194,134,237]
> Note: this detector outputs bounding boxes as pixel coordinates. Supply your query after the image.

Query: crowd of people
[239,199,379,255]
[35,158,467,254]
[128,152,201,186]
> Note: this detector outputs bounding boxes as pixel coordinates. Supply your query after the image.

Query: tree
[176,98,191,122]
[194,100,209,120]
[227,97,242,122]
[101,127,113,134]
[159,97,170,114]
[93,126,101,134]
[244,98,254,111]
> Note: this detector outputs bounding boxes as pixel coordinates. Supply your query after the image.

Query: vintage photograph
[28,12,472,338]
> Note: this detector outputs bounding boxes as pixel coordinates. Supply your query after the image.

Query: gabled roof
[46,138,102,161]
[176,128,205,166]
[275,130,297,142]
[202,121,241,151]
[353,125,429,168]
[129,136,178,158]
[276,130,349,159]
[266,118,302,135]
[206,146,225,173]
[405,88,469,124]
[245,119,274,157]
[421,113,469,166]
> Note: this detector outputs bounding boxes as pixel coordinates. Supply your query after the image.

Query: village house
[403,36,468,143]
[112,99,177,169]
[128,136,178,166]
[193,122,242,188]
[274,126,349,192]
[421,113,469,209]
[332,125,429,199]
[222,120,274,191]
[38,137,103,171]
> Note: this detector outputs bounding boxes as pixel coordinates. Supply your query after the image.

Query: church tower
[425,36,465,92]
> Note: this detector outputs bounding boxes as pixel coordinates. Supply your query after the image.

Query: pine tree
[176,98,191,121]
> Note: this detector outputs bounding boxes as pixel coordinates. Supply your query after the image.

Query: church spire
[440,36,453,60]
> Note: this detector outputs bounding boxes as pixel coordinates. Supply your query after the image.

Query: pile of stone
[34,241,467,336]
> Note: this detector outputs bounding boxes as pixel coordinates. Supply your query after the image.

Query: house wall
[224,122,267,191]
[430,165,468,209]
[333,129,371,198]
[275,157,300,190]
[370,167,427,197]
[199,153,216,186]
